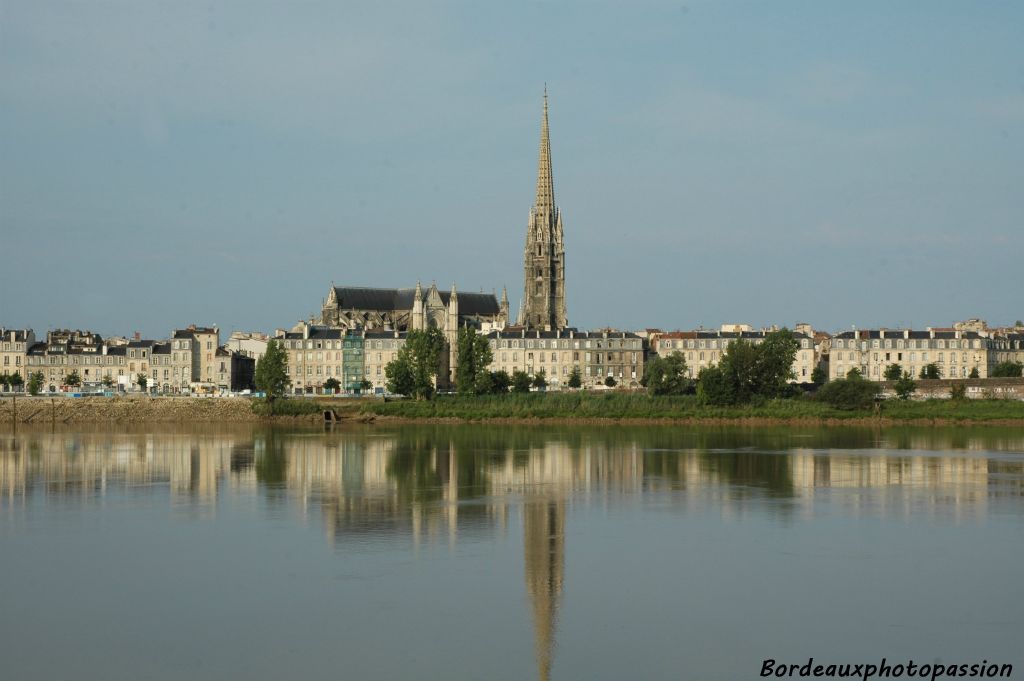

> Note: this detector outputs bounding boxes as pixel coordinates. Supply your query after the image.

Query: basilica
[314,90,568,336]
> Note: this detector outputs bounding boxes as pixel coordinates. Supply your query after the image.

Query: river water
[1,424,1022,681]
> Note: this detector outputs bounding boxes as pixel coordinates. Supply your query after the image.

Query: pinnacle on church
[534,86,555,214]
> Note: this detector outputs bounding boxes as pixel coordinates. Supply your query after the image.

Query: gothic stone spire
[522,87,568,331]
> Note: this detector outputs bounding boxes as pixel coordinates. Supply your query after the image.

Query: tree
[991,361,1024,378]
[384,355,415,397]
[385,328,446,400]
[511,370,532,393]
[65,370,82,387]
[753,329,800,398]
[101,375,115,389]
[846,367,863,379]
[28,371,44,396]
[255,339,291,410]
[488,370,511,394]
[893,371,916,400]
[567,366,582,389]
[919,363,941,379]
[9,373,24,390]
[643,352,691,396]
[359,379,373,393]
[136,373,148,392]
[969,367,980,379]
[815,376,880,410]
[323,377,341,394]
[532,369,547,390]
[950,383,967,400]
[604,375,617,388]
[456,327,494,395]
[0,372,9,391]
[696,329,800,406]
[884,363,903,381]
[811,364,828,386]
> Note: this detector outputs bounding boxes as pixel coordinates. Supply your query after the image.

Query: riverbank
[359,392,1024,425]
[0,396,362,424]
[5,393,1024,426]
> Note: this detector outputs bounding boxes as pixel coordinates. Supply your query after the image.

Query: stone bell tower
[519,87,568,331]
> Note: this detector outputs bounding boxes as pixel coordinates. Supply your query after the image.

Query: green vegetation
[950,383,967,400]
[385,328,445,400]
[695,329,799,405]
[567,366,582,389]
[101,375,115,389]
[65,370,82,387]
[359,379,373,393]
[27,371,44,396]
[511,370,532,393]
[136,373,147,391]
[360,391,1024,422]
[251,397,324,416]
[893,372,917,400]
[455,327,493,395]
[969,367,980,379]
[811,365,827,386]
[323,377,341,393]
[814,374,881,410]
[884,363,903,381]
[920,363,941,379]
[533,370,548,390]
[991,361,1024,378]
[604,375,617,388]
[642,352,692,395]
[846,367,863,379]
[255,339,291,411]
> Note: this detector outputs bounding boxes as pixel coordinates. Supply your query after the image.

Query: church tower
[520,88,568,330]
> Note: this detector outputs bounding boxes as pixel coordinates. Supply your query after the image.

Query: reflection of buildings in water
[0,430,248,506]
[790,451,993,520]
[523,501,564,681]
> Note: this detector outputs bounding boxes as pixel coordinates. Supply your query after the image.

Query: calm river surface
[2,424,1023,681]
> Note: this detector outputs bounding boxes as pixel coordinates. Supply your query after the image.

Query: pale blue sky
[2,1,1022,338]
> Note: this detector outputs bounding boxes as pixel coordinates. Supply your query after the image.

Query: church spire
[534,85,555,214]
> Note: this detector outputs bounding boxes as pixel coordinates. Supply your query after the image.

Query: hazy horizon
[2,2,1022,338]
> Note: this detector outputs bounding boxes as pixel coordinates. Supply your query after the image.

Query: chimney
[904,329,909,339]
[134,331,141,341]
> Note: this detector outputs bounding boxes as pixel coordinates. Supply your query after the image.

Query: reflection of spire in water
[524,501,564,681]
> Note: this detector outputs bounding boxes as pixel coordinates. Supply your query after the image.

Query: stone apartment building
[653,328,817,382]
[485,328,644,389]
[0,328,35,384]
[363,330,406,393]
[276,325,348,395]
[988,334,1024,369]
[830,329,988,380]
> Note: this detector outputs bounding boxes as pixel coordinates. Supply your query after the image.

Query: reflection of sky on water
[1,424,1022,681]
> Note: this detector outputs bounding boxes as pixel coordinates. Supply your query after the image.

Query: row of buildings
[0,326,254,394]
[4,94,1024,396]
[4,319,1024,396]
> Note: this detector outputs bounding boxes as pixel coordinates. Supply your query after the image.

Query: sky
[2,1,1022,339]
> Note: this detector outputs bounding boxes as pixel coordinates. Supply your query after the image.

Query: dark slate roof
[281,327,346,340]
[834,329,982,340]
[331,286,500,316]
[363,330,406,339]
[152,343,171,355]
[105,346,127,356]
[487,329,640,340]
[128,340,157,348]
[27,342,47,356]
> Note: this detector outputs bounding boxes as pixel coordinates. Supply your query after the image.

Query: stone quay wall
[0,396,266,424]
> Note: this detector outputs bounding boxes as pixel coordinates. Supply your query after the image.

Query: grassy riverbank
[360,392,1024,423]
